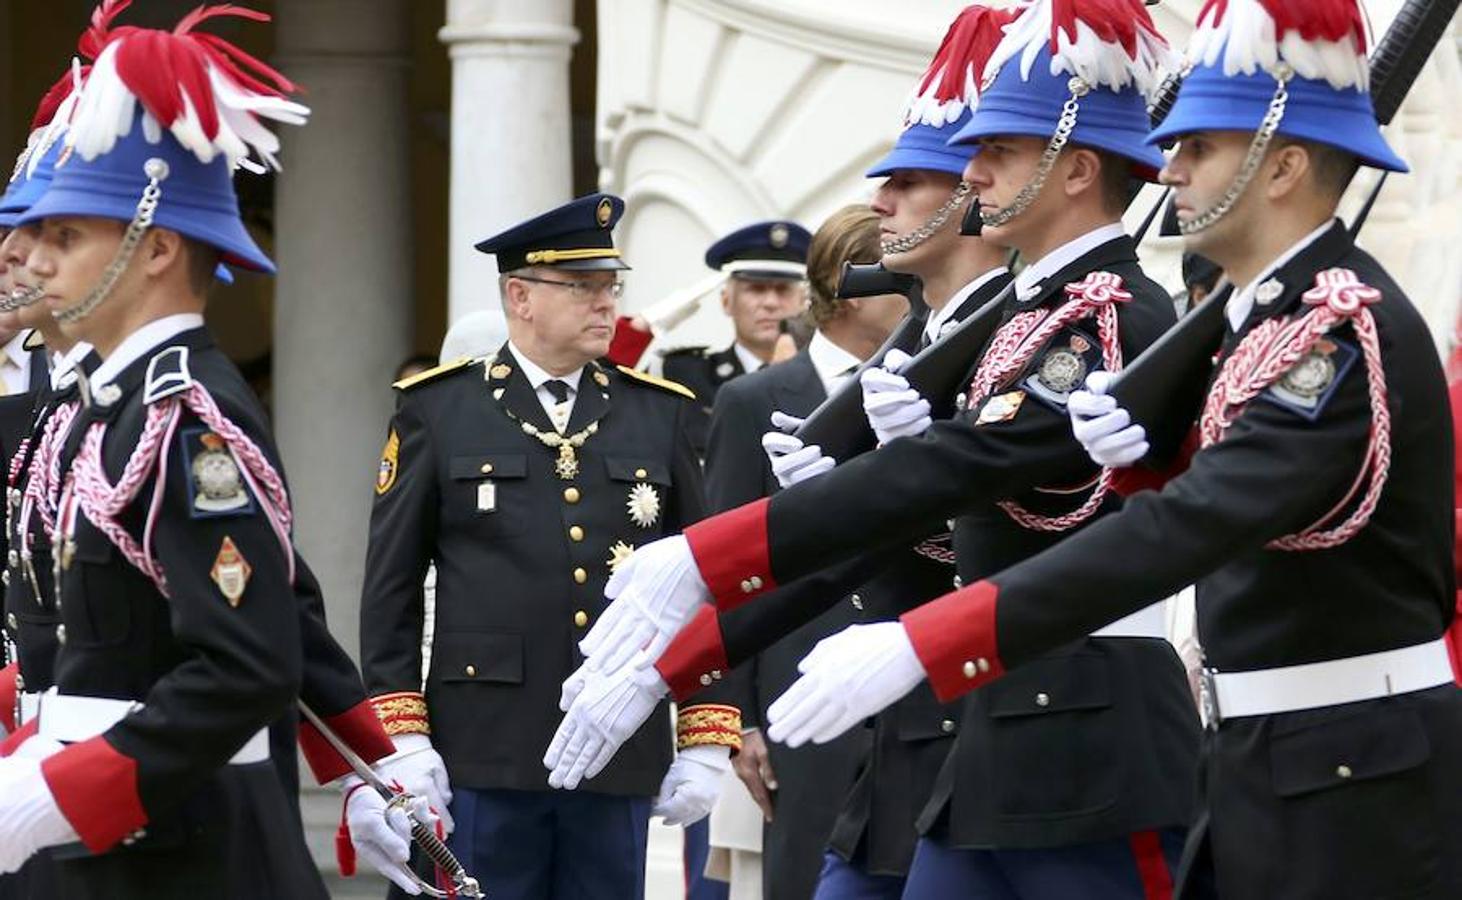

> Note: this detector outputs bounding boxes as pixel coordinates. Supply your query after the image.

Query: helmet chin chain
[880,180,974,255]
[0,283,44,313]
[1178,65,1292,236]
[978,77,1090,230]
[53,157,170,326]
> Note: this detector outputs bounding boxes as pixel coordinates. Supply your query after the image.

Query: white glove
[1068,370,1148,466]
[765,622,925,748]
[762,411,834,489]
[342,778,432,896]
[546,656,669,790]
[0,754,79,874]
[653,745,730,827]
[580,535,709,674]
[376,735,455,836]
[861,349,931,444]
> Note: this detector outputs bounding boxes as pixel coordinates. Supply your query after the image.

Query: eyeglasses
[513,275,625,301]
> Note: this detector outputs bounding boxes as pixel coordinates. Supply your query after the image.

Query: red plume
[1198,0,1368,53]
[78,0,135,61]
[1050,0,1159,59]
[917,4,1021,105]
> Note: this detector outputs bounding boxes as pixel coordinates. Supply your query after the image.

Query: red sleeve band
[0,719,38,757]
[900,579,1005,703]
[684,497,775,611]
[1112,428,1199,497]
[0,662,17,735]
[42,735,148,853]
[299,699,398,784]
[655,605,729,702]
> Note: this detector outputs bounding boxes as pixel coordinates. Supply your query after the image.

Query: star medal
[555,444,579,480]
[607,540,636,574]
[626,483,660,528]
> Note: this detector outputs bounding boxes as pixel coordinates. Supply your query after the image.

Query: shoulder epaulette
[616,365,697,401]
[143,346,195,405]
[393,356,476,391]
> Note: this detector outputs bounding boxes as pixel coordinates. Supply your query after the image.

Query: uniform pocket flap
[433,632,524,684]
[986,653,1112,718]
[449,454,527,480]
[605,457,671,485]
[1270,706,1430,798]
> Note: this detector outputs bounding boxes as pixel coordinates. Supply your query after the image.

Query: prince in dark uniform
[360,193,739,900]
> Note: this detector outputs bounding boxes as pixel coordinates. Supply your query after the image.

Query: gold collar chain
[510,415,599,480]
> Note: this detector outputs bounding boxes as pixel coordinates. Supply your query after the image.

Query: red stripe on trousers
[1128,830,1174,900]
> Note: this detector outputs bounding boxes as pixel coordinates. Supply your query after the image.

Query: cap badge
[596,198,613,228]
[769,224,790,249]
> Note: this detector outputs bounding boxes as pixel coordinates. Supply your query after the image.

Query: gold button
[634,468,648,479]
[962,660,977,678]
[563,487,581,504]
[1035,692,1051,708]
[574,610,589,627]
[1336,764,1353,779]
[569,525,584,542]
[712,670,723,681]
[749,576,763,590]
[740,580,753,594]
[977,658,990,673]
[941,719,955,734]
[480,462,494,474]
[573,567,588,584]
[465,665,477,677]
[700,673,713,686]
[952,575,963,588]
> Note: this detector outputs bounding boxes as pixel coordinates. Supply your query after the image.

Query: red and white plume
[985,0,1174,95]
[1187,0,1370,91]
[66,4,309,170]
[905,4,1022,128]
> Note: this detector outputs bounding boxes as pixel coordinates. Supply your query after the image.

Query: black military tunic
[360,344,705,797]
[909,223,1462,897]
[662,345,747,458]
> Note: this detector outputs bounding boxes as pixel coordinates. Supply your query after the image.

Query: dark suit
[663,345,748,458]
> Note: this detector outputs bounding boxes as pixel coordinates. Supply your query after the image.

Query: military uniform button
[850,593,863,610]
[56,624,66,645]
[749,576,763,590]
[573,567,588,584]
[480,462,494,475]
[1035,692,1050,708]
[952,575,963,588]
[5,612,15,629]
[465,665,477,677]
[1336,764,1353,779]
[14,674,23,691]
[941,718,955,734]
[634,468,648,480]
[6,550,16,568]
[569,525,584,542]
[962,660,977,678]
[740,580,753,594]
[563,487,581,504]
[2,570,9,587]
[574,610,589,627]
[699,673,713,687]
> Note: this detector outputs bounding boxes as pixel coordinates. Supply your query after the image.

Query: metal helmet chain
[1178,66,1293,236]
[0,283,45,313]
[880,180,974,255]
[980,78,1091,229]
[54,158,170,326]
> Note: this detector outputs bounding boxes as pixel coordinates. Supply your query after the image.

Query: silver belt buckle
[1198,667,1221,730]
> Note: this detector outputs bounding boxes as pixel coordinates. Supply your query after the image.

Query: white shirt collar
[90,313,205,389]
[1224,219,1336,332]
[506,341,583,394]
[807,330,862,395]
[923,267,1010,345]
[732,342,764,375]
[1013,222,1127,301]
[51,342,94,391]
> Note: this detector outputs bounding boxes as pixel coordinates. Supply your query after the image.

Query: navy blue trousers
[685,817,729,900]
[900,829,1186,900]
[446,787,651,900]
[813,852,907,900]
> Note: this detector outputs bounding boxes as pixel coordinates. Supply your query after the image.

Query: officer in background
[662,222,811,457]
[360,193,739,900]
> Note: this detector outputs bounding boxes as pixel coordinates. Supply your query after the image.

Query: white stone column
[273,0,413,661]
[440,0,580,323]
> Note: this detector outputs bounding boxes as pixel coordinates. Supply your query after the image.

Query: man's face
[962,135,1060,251]
[723,278,804,349]
[1161,131,1257,260]
[1,224,53,330]
[26,215,131,343]
[870,168,965,273]
[518,267,620,362]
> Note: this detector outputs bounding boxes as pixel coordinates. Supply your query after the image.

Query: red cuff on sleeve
[42,735,147,853]
[1113,428,1199,497]
[300,699,398,784]
[0,663,17,735]
[655,606,729,701]
[606,317,654,368]
[0,719,38,757]
[685,497,775,611]
[900,579,1005,703]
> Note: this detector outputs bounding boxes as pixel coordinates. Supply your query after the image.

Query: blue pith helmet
[0,138,64,229]
[1148,0,1406,173]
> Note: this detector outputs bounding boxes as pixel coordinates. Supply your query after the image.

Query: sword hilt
[387,794,484,898]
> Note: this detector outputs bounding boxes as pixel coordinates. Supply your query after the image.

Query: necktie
[544,379,571,405]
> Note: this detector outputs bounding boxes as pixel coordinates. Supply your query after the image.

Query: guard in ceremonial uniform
[567,3,1202,898]
[662,221,812,457]
[360,193,737,900]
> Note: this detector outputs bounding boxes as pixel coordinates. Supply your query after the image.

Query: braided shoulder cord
[1199,268,1390,551]
[18,401,80,561]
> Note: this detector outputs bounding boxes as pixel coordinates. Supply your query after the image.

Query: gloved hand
[1068,370,1148,466]
[579,535,709,674]
[653,745,730,827]
[766,622,925,748]
[343,778,433,896]
[0,754,79,874]
[861,349,931,444]
[546,656,669,790]
[762,411,834,489]
[376,735,454,835]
